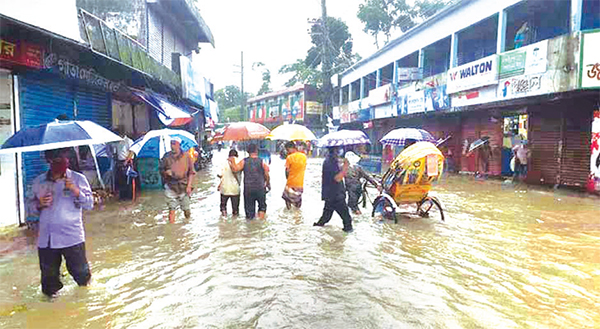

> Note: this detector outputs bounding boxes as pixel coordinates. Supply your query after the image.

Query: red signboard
[0,39,43,68]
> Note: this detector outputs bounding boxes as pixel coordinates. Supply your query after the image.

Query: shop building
[0,0,215,226]
[333,0,600,192]
[247,84,324,135]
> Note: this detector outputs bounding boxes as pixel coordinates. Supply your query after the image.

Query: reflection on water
[1,150,599,328]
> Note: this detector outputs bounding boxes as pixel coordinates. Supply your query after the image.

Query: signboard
[0,39,43,68]
[305,101,322,115]
[581,32,600,89]
[332,105,341,120]
[397,67,422,81]
[43,53,123,93]
[367,83,391,106]
[179,55,207,107]
[499,40,548,79]
[451,84,497,107]
[424,85,451,112]
[396,84,425,115]
[446,54,498,93]
[374,104,395,119]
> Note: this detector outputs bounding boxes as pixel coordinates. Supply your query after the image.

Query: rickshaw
[371,141,445,222]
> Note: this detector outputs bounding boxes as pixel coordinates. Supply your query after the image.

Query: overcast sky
[195,0,381,94]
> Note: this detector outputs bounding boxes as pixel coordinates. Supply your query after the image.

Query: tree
[357,0,394,49]
[253,62,272,96]
[357,0,451,48]
[280,17,360,88]
[278,59,322,87]
[215,85,243,110]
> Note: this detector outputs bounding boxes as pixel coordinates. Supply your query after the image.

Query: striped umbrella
[316,130,370,147]
[129,129,197,158]
[380,128,436,146]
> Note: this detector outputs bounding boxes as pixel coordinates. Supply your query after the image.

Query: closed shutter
[559,101,591,188]
[460,115,478,173]
[529,109,561,185]
[479,114,503,176]
[19,72,75,187]
[19,72,111,190]
[75,85,111,128]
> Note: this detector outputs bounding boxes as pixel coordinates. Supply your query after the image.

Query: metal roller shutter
[559,103,591,188]
[19,72,111,191]
[528,109,561,185]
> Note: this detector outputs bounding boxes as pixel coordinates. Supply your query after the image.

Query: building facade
[333,0,600,192]
[0,0,214,226]
[247,84,324,134]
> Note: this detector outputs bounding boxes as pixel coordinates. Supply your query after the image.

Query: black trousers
[346,185,362,211]
[38,242,91,297]
[316,198,353,231]
[220,194,240,215]
[244,189,267,219]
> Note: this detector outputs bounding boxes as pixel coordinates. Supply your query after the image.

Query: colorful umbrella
[316,130,370,147]
[129,129,197,158]
[380,128,436,146]
[220,122,270,141]
[0,120,122,154]
[267,124,317,141]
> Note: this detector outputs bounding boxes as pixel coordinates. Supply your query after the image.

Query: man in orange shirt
[282,141,307,209]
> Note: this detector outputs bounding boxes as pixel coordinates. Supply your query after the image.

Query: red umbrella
[221,122,270,141]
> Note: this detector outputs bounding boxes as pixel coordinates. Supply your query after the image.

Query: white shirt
[220,159,241,196]
[116,136,133,160]
[513,144,528,164]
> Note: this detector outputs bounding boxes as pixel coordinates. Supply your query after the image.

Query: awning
[134,91,196,127]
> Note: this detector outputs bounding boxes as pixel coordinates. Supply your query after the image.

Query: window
[505,0,570,51]
[422,36,451,77]
[380,63,393,85]
[342,85,349,104]
[582,0,600,30]
[350,79,360,101]
[457,14,498,66]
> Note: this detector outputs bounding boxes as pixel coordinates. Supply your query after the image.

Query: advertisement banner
[424,85,451,112]
[499,40,548,79]
[396,85,424,115]
[367,83,391,107]
[305,101,322,115]
[451,85,497,107]
[179,56,206,107]
[374,104,395,119]
[397,67,423,81]
[332,106,341,120]
[497,70,563,100]
[446,54,498,93]
[340,104,350,123]
[581,32,600,89]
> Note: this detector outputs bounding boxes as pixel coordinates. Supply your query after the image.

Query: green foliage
[280,17,360,88]
[357,0,451,48]
[215,85,243,110]
[253,62,272,96]
[220,106,243,123]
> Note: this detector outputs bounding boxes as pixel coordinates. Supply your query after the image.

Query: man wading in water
[229,143,271,220]
[160,137,195,223]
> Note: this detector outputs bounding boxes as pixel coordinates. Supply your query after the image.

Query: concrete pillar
[360,77,365,100]
[450,33,458,68]
[497,9,507,53]
[376,69,381,88]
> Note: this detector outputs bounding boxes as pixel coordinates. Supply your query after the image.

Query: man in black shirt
[314,147,354,232]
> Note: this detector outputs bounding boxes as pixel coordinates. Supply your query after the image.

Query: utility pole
[321,0,332,123]
[240,51,245,122]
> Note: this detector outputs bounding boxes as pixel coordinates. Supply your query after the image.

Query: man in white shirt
[512,140,529,181]
[112,127,134,200]
[218,149,241,216]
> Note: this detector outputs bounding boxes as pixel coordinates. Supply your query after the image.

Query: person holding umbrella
[159,137,195,223]
[28,148,95,297]
[313,147,354,233]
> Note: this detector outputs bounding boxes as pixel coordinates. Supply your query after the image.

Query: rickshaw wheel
[417,196,445,222]
[372,197,396,222]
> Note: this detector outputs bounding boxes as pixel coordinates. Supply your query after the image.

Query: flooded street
[1,150,600,328]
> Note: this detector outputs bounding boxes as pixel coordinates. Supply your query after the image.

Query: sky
[195,0,381,94]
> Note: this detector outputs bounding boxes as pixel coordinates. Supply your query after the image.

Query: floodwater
[1,150,599,328]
